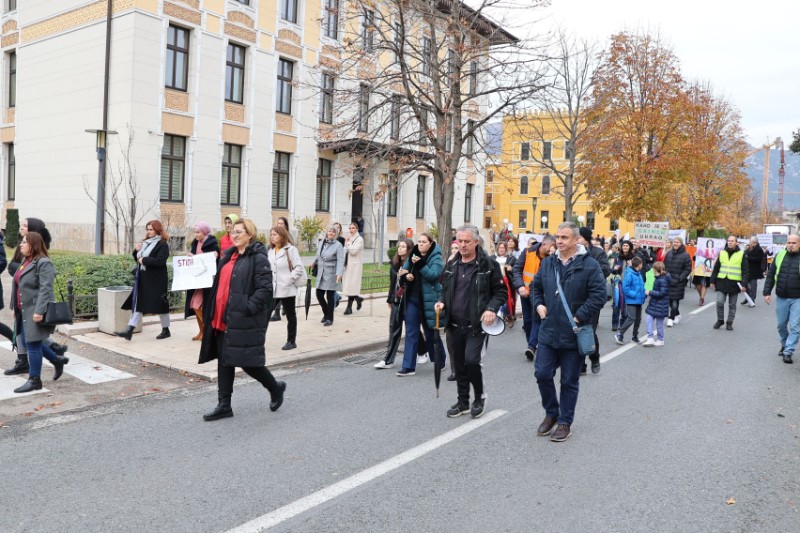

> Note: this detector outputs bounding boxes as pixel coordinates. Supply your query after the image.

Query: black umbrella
[304,267,313,320]
[384,296,404,365]
[433,308,444,398]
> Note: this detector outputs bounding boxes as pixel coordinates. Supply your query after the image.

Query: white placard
[634,221,670,247]
[171,252,218,291]
[518,233,543,250]
[668,229,687,243]
[757,233,774,248]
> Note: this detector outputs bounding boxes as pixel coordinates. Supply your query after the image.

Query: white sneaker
[674,315,681,324]
[666,319,674,328]
[374,361,393,369]
[654,339,664,347]
[642,337,655,347]
[748,303,756,308]
[416,354,430,365]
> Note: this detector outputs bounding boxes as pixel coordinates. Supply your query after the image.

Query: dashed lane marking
[689,302,716,315]
[0,341,135,384]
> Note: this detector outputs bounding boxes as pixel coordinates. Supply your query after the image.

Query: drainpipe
[98,0,113,253]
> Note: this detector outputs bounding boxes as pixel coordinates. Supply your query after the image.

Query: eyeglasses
[231,230,246,236]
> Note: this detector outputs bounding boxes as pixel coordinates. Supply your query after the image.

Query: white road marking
[0,341,134,384]
[690,302,716,315]
[226,409,509,533]
[599,341,640,363]
[28,404,121,430]
[0,374,49,400]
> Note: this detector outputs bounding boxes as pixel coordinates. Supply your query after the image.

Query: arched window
[520,175,528,195]
[541,175,550,195]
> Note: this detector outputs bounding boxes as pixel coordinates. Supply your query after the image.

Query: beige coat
[341,234,364,296]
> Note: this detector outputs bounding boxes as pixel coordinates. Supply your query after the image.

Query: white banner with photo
[171,252,218,291]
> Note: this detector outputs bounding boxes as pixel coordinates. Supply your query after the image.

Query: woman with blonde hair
[268,225,304,350]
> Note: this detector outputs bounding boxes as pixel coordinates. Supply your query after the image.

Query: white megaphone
[481,308,505,336]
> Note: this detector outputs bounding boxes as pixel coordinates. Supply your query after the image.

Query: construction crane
[747,137,783,225]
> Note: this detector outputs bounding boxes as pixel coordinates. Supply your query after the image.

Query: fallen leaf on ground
[34,406,44,412]
[726,497,736,505]
[778,413,785,418]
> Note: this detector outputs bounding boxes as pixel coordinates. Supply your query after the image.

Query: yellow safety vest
[717,250,743,281]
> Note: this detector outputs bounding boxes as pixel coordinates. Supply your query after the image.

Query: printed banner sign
[171,252,218,291]
[634,222,670,247]
[757,234,774,249]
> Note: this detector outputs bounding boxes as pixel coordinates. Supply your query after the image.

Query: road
[0,289,798,533]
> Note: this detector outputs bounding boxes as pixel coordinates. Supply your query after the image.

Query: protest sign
[693,238,725,278]
[756,233,773,249]
[171,252,217,291]
[668,229,687,243]
[635,221,669,247]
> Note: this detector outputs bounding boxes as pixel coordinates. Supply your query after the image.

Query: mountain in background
[744,147,800,210]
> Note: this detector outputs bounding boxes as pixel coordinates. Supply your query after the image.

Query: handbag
[43,301,73,326]
[311,240,328,278]
[555,268,596,357]
[286,247,308,288]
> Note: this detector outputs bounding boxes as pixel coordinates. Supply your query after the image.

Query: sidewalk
[64,293,392,381]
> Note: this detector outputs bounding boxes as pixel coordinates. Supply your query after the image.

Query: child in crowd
[615,256,646,344]
[643,262,671,347]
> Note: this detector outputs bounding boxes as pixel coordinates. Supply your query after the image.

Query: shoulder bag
[554,267,595,357]
[43,288,73,326]
[286,246,308,288]
[311,240,327,277]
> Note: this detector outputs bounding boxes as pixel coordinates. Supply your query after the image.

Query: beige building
[0,0,501,253]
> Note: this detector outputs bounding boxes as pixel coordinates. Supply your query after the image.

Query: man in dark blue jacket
[532,222,607,442]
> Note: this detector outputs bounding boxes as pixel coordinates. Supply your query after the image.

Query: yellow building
[485,113,635,239]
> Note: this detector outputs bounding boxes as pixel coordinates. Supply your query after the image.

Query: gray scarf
[137,236,162,271]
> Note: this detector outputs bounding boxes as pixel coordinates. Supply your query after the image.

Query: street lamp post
[578,214,585,226]
[86,128,117,255]
[531,197,538,233]
[541,215,548,233]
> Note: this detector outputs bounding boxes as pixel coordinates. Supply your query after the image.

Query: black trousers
[316,289,336,322]
[215,332,278,399]
[273,297,297,342]
[588,311,600,364]
[445,324,487,406]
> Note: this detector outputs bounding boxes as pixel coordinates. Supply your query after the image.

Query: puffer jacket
[763,250,800,299]
[622,265,646,305]
[664,245,692,301]
[645,273,671,318]
[745,245,765,281]
[402,243,443,329]
[532,246,607,350]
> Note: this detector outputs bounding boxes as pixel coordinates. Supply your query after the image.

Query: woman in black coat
[198,218,286,421]
[115,220,171,341]
[184,221,220,340]
[744,236,765,303]
[663,237,692,326]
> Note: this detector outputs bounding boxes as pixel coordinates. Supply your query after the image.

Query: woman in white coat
[268,225,305,350]
[342,222,365,315]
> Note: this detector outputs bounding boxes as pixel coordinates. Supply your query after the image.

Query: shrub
[297,215,326,252]
[5,208,19,248]
[387,246,397,262]
[427,222,439,242]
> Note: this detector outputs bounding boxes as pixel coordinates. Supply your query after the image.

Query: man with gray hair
[436,225,507,419]
[532,222,607,442]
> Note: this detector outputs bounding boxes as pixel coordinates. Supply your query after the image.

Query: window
[418,107,428,144]
[320,73,334,123]
[362,10,374,52]
[520,142,530,161]
[225,43,245,103]
[562,211,567,222]
[387,172,398,216]
[422,37,431,76]
[276,58,294,114]
[540,210,549,230]
[6,143,13,201]
[416,175,426,218]
[519,210,527,230]
[520,175,528,195]
[465,119,475,155]
[464,183,473,223]
[272,152,291,209]
[281,0,298,23]
[485,192,493,207]
[324,0,338,39]
[542,141,552,160]
[316,159,332,212]
[358,84,370,132]
[221,144,242,205]
[587,211,596,230]
[541,175,550,195]
[485,217,492,229]
[394,23,402,61]
[233,0,249,4]
[166,25,189,91]
[447,49,456,76]
[486,170,494,182]
[444,114,452,152]
[610,218,619,232]
[160,135,185,202]
[469,61,477,95]
[390,95,401,140]
[8,51,15,108]
[565,141,574,160]
[6,0,17,12]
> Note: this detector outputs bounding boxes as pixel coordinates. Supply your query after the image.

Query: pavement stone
[68,293,392,381]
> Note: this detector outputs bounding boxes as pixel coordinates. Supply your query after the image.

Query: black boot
[203,396,233,421]
[115,325,134,341]
[4,354,29,375]
[50,342,68,356]
[343,298,354,315]
[270,381,287,412]
[14,376,42,394]
[156,328,171,340]
[356,296,364,311]
[270,304,281,322]
[52,355,69,381]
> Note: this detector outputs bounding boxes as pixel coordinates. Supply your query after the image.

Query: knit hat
[224,213,239,225]
[579,226,593,244]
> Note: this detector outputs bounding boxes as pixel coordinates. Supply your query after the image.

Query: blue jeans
[534,343,583,425]
[775,297,800,355]
[519,294,541,349]
[646,315,665,341]
[19,326,58,378]
[402,298,444,371]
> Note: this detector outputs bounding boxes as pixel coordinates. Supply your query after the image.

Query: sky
[514,0,800,147]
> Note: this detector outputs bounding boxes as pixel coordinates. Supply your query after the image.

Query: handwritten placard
[634,221,669,247]
[171,252,218,291]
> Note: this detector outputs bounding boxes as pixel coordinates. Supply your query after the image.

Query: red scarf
[212,252,239,332]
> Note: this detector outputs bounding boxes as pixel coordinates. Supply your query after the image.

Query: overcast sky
[518,0,799,147]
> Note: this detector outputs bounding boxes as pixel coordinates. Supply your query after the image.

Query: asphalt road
[0,286,798,533]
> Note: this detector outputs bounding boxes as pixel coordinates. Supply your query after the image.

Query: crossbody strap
[554,267,579,333]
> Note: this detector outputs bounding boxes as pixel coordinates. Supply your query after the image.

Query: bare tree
[313,0,547,237]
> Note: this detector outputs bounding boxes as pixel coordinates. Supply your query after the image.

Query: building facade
[0,0,500,253]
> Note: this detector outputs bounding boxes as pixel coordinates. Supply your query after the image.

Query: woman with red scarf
[198,219,286,421]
